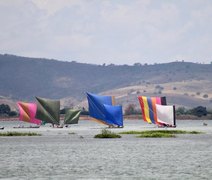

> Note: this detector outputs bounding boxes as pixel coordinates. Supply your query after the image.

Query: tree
[176,107,187,115]
[155,85,164,94]
[60,108,66,114]
[191,106,207,117]
[196,92,200,96]
[124,104,139,115]
[9,111,17,117]
[80,107,89,115]
[203,94,208,98]
[133,63,142,66]
[0,104,11,115]
[0,104,17,117]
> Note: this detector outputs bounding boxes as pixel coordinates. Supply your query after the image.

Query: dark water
[0,120,212,180]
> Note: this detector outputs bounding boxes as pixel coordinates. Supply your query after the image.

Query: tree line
[0,104,89,117]
[124,104,212,118]
[0,104,17,117]
[0,103,211,119]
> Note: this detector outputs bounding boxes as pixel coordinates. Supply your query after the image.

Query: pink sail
[17,102,42,125]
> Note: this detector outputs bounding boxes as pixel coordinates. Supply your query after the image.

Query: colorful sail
[35,97,60,125]
[138,96,176,127]
[64,109,81,124]
[17,102,42,125]
[156,104,176,127]
[87,92,123,127]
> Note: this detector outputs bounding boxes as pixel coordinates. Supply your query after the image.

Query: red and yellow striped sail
[138,96,166,125]
[138,96,176,127]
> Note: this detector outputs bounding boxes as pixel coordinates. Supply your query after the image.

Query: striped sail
[138,96,176,127]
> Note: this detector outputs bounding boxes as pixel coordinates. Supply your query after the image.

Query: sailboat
[17,102,42,127]
[35,96,81,127]
[35,97,60,127]
[138,96,176,127]
[64,109,81,126]
[87,92,123,128]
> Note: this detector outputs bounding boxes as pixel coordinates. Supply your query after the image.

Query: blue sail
[87,92,123,127]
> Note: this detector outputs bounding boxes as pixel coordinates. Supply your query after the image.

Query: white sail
[156,104,175,126]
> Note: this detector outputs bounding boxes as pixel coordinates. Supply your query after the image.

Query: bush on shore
[94,129,121,138]
[0,131,41,136]
[119,130,202,138]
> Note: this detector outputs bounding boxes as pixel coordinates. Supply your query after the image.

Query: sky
[0,0,212,65]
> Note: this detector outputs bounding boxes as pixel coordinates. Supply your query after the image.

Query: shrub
[0,104,11,115]
[68,132,76,135]
[176,107,187,115]
[137,132,175,138]
[0,132,41,136]
[203,94,208,98]
[196,92,200,96]
[124,104,140,115]
[94,129,121,138]
[119,130,202,138]
[9,111,17,117]
[190,106,207,117]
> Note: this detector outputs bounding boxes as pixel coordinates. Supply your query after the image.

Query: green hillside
[0,54,211,109]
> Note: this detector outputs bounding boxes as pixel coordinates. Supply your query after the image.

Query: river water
[0,120,212,180]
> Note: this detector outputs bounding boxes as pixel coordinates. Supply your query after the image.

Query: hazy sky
[0,0,212,65]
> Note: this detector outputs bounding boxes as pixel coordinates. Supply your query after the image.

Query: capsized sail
[35,97,60,125]
[87,92,123,127]
[138,96,176,127]
[17,102,42,125]
[64,109,81,124]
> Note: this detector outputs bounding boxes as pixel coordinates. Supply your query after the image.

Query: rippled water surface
[1,120,212,179]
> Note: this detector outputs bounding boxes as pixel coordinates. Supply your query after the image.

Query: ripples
[1,120,212,179]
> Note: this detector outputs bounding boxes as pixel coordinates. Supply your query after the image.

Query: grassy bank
[94,129,121,138]
[119,130,202,138]
[0,131,41,136]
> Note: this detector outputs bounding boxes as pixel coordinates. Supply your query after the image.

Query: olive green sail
[64,109,81,124]
[35,97,60,125]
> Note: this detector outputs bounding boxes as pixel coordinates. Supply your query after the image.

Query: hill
[0,54,211,110]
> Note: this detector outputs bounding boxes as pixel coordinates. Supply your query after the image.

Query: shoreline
[1,119,212,137]
[0,114,212,121]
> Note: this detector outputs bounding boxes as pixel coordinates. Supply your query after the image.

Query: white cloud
[0,0,212,64]
[51,34,93,51]
[31,0,80,16]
